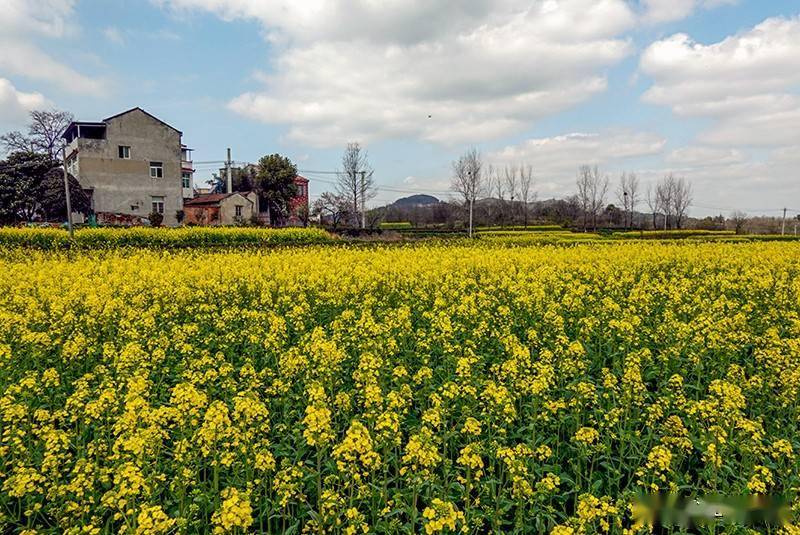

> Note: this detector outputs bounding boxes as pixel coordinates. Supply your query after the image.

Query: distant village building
[61,106,307,227]
[212,164,310,226]
[62,107,189,226]
[183,192,258,226]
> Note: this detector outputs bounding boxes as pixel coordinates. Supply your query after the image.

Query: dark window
[150,162,163,179]
[118,146,130,159]
[151,196,165,214]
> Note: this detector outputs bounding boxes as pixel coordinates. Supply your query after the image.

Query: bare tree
[451,148,484,238]
[1,109,74,159]
[312,191,351,230]
[729,211,749,235]
[519,164,535,228]
[504,165,519,225]
[616,172,640,229]
[656,176,673,230]
[670,176,693,229]
[576,165,609,231]
[336,142,375,228]
[491,165,507,227]
[576,166,593,231]
[646,183,661,230]
[591,170,609,231]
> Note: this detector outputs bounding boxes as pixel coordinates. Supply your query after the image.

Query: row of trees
[574,166,693,231]
[443,148,697,233]
[450,148,538,234]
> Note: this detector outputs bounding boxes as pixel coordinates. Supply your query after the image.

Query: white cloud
[487,131,666,194]
[640,16,800,147]
[103,27,126,45]
[0,0,77,38]
[0,40,106,96]
[0,0,106,97]
[665,146,745,167]
[158,0,636,146]
[636,145,800,216]
[0,78,49,124]
[639,0,736,24]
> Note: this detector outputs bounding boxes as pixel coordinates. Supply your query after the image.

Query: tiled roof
[184,193,237,206]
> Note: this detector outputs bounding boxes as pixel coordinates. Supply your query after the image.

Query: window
[66,157,77,174]
[182,172,191,189]
[130,205,139,211]
[235,205,243,217]
[118,146,130,159]
[151,196,165,214]
[150,161,163,178]
[297,184,307,197]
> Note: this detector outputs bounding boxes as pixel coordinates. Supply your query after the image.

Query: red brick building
[287,175,310,226]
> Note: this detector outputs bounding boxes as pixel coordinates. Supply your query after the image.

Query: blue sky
[1,0,799,215]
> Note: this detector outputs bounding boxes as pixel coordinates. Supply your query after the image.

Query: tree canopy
[0,152,90,224]
[252,154,298,226]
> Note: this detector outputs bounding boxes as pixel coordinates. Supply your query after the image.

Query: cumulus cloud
[0,40,106,96]
[640,16,800,147]
[158,0,636,146]
[0,78,49,124]
[0,0,106,97]
[639,0,736,24]
[0,0,76,37]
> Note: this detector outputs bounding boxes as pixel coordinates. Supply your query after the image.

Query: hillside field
[1,239,799,533]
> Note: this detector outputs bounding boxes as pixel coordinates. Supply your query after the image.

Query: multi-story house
[61,107,187,226]
[287,175,309,226]
[181,144,194,201]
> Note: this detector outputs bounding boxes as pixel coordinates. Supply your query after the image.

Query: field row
[1,243,799,533]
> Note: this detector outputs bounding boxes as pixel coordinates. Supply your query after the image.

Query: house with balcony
[61,107,188,226]
[181,145,194,201]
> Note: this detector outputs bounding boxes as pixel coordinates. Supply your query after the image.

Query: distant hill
[391,194,440,207]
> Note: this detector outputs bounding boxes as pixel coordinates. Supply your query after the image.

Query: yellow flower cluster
[422,499,465,534]
[1,241,800,533]
[211,488,253,534]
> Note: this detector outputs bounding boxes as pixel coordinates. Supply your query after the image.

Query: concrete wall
[218,193,256,225]
[68,109,184,226]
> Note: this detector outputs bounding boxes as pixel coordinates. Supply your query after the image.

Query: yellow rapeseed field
[1,242,799,534]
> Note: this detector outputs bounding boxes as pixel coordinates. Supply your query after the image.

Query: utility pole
[469,197,474,238]
[225,148,232,194]
[623,191,629,230]
[781,207,787,235]
[61,146,74,239]
[360,171,366,229]
[468,170,474,239]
